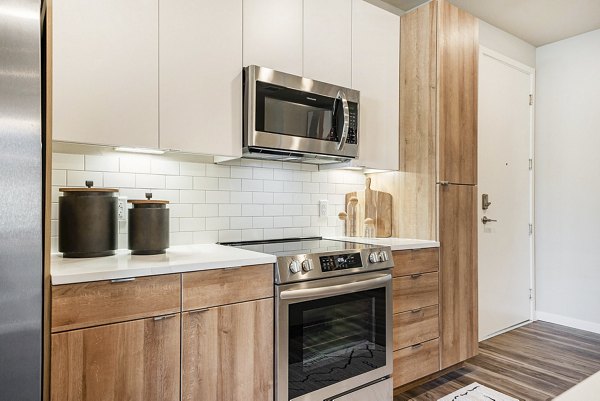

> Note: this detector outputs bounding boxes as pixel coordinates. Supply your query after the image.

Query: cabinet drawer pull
[412,343,423,350]
[153,314,177,321]
[189,308,209,315]
[110,277,135,283]
[224,266,242,271]
[410,273,423,279]
[410,308,423,314]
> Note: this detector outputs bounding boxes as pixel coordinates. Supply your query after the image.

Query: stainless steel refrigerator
[0,0,43,399]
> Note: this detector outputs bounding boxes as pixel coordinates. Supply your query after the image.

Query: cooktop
[220,237,377,257]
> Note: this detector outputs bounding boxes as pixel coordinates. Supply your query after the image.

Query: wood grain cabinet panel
[51,274,180,332]
[393,305,439,350]
[439,183,478,369]
[393,339,440,388]
[182,264,273,311]
[393,272,439,313]
[182,298,274,401]
[51,315,180,401]
[392,248,439,277]
[437,0,479,185]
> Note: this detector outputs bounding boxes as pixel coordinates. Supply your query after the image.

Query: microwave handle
[279,274,391,301]
[334,90,350,151]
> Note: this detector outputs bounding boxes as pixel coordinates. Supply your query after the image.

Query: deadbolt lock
[482,194,492,210]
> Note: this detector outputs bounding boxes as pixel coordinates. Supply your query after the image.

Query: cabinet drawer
[182,264,273,311]
[393,272,438,313]
[392,248,439,277]
[393,338,439,387]
[52,274,181,332]
[393,305,439,350]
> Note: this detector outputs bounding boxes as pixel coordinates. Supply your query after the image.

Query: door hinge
[529,223,533,236]
[529,158,533,170]
[529,288,534,300]
[529,94,533,106]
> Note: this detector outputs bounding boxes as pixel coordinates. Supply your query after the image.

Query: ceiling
[381,0,600,46]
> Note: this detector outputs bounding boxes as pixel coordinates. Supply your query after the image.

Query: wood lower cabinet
[182,298,274,401]
[439,183,478,369]
[391,249,441,387]
[51,314,180,401]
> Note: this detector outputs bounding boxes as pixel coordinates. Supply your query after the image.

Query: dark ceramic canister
[127,193,169,255]
[59,180,118,258]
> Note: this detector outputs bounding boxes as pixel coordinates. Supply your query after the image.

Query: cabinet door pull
[188,308,209,315]
[153,314,177,321]
[410,308,423,314]
[410,273,422,279]
[224,265,242,271]
[412,343,423,350]
[110,277,135,283]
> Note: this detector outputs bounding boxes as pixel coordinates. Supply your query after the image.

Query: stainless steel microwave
[243,66,360,164]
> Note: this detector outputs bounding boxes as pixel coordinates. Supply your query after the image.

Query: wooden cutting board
[345,177,392,237]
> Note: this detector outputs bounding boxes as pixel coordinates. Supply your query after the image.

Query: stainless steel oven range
[223,237,394,401]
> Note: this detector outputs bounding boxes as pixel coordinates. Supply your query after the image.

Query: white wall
[51,152,366,251]
[535,28,600,330]
[479,20,536,68]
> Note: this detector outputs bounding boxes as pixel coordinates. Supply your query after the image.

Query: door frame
[478,46,536,337]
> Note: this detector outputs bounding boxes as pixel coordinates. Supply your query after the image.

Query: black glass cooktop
[220,237,376,257]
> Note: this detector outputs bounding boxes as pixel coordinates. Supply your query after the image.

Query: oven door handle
[279,274,391,300]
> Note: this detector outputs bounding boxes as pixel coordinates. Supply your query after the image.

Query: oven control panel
[319,253,363,272]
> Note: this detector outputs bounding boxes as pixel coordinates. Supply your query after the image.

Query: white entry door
[478,48,534,340]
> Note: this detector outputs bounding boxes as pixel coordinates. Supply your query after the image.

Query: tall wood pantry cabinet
[399,0,479,380]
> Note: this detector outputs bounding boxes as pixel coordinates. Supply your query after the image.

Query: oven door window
[288,288,387,400]
[255,81,352,142]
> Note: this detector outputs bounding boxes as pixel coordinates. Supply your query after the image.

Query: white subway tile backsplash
[253,192,273,204]
[120,156,151,173]
[206,164,230,178]
[180,162,206,176]
[104,172,136,188]
[52,170,66,186]
[206,217,230,230]
[219,204,241,217]
[242,204,263,217]
[67,170,103,187]
[180,190,206,204]
[51,151,365,246]
[253,168,274,180]
[85,155,119,172]
[166,176,193,190]
[230,166,253,179]
[151,159,179,175]
[219,178,241,191]
[193,204,219,217]
[242,179,263,192]
[136,174,166,189]
[53,153,84,170]
[230,217,253,230]
[193,177,219,190]
[205,191,230,204]
[180,218,206,232]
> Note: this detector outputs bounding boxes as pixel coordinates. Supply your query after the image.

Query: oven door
[276,271,393,401]
[244,65,359,160]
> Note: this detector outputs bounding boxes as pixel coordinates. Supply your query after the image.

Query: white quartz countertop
[325,236,440,251]
[51,244,276,285]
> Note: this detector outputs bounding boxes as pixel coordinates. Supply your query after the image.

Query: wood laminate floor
[394,321,600,401]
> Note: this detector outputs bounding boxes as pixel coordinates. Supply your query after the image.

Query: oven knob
[369,252,379,263]
[302,260,313,272]
[379,251,389,262]
[289,260,301,274]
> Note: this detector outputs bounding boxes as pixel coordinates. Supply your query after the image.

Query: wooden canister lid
[128,192,170,205]
[59,180,118,193]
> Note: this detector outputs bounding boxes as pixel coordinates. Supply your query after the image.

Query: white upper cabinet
[243,0,303,75]
[159,0,242,158]
[352,0,400,171]
[303,0,352,87]
[52,0,159,148]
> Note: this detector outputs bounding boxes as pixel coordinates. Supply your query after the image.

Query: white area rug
[437,383,519,401]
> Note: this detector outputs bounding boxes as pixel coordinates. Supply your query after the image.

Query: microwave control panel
[347,103,358,144]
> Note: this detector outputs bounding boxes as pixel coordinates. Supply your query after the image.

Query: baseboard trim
[535,311,600,334]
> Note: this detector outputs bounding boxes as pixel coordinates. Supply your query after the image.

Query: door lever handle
[482,216,498,224]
